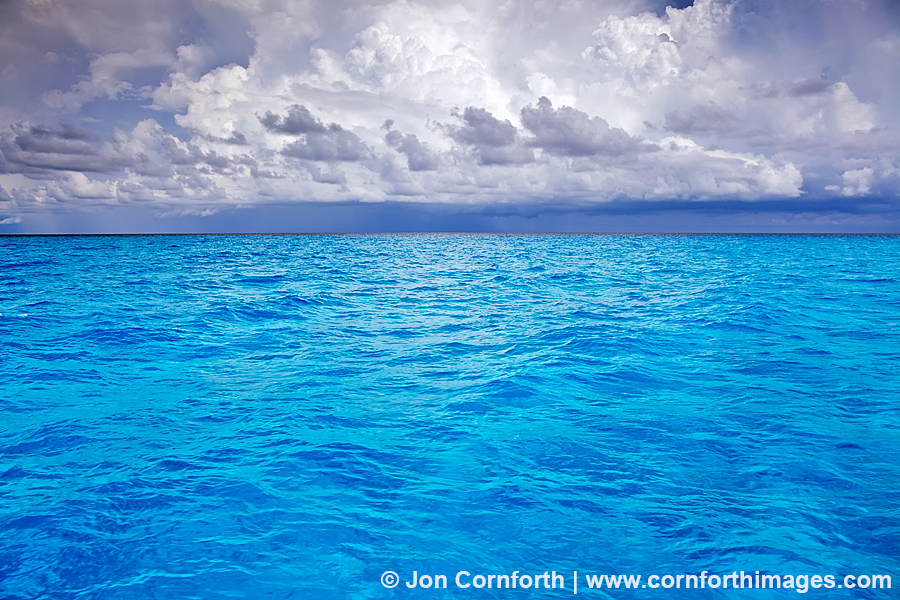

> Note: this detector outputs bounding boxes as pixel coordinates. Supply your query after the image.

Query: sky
[0,0,899,233]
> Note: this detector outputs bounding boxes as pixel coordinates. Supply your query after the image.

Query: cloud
[339,1,508,111]
[0,0,897,231]
[14,122,98,152]
[195,130,249,146]
[46,172,116,200]
[451,107,517,148]
[448,107,534,165]
[664,103,742,136]
[281,126,372,163]
[749,79,836,100]
[582,6,688,89]
[649,136,803,198]
[261,104,372,163]
[260,104,327,135]
[384,122,440,171]
[304,162,348,185]
[521,97,652,157]
[831,167,875,197]
[0,122,125,174]
[43,47,174,110]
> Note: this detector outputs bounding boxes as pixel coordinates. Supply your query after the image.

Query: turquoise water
[1,234,898,599]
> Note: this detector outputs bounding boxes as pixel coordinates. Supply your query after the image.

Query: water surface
[1,234,898,598]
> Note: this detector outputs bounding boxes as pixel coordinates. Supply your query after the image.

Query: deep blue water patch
[1,234,898,599]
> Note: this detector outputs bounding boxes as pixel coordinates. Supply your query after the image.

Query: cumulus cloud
[833,167,876,197]
[521,97,652,157]
[384,121,441,171]
[46,172,116,201]
[281,128,371,162]
[261,104,372,163]
[448,107,534,166]
[260,105,328,135]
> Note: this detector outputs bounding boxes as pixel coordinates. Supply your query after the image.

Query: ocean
[1,234,898,599]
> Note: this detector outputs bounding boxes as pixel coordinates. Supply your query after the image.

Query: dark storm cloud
[449,107,534,165]
[664,103,742,136]
[384,122,440,171]
[520,97,651,157]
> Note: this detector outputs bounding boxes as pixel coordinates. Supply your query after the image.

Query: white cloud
[840,167,875,196]
[46,172,116,200]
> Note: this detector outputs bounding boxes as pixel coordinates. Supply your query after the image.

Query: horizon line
[3,232,899,237]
